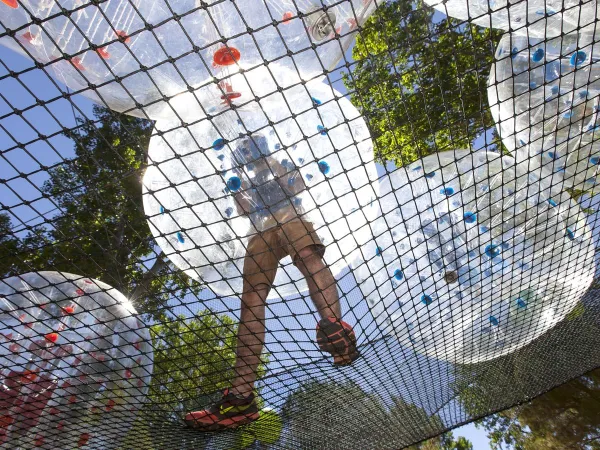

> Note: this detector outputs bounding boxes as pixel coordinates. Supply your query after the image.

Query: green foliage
[471,369,600,450]
[345,0,501,165]
[281,380,471,449]
[0,213,21,277]
[148,312,240,418]
[2,106,201,319]
[455,310,600,450]
[123,312,269,450]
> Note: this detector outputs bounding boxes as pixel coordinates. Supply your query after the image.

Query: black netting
[1,0,600,449]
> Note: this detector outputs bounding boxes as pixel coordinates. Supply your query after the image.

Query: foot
[316,317,360,366]
[184,389,259,431]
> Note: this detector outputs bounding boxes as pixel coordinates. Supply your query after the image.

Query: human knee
[242,283,270,306]
[295,246,328,275]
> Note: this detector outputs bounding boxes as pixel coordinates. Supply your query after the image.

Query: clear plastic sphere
[489,31,600,190]
[143,65,379,299]
[0,271,153,450]
[424,0,598,38]
[354,151,595,364]
[0,0,377,119]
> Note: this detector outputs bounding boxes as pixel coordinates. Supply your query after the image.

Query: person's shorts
[242,218,325,291]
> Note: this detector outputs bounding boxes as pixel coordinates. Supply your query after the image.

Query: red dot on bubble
[21,370,37,383]
[49,408,59,415]
[45,333,59,343]
[70,57,85,71]
[282,11,294,23]
[56,421,64,430]
[68,395,77,404]
[9,343,19,353]
[21,32,35,43]
[1,0,18,9]
[115,30,130,43]
[75,289,84,296]
[78,432,91,448]
[106,399,115,411]
[96,47,110,59]
[62,305,75,314]
[213,46,241,67]
[125,369,132,379]
[34,435,44,447]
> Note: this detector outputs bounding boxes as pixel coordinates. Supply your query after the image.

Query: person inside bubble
[185,133,360,431]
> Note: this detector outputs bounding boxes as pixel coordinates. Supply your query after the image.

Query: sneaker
[184,389,259,431]
[316,317,360,366]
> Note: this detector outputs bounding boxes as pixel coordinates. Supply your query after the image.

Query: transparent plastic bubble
[424,0,598,38]
[0,271,153,450]
[489,31,600,190]
[0,0,377,119]
[143,65,379,298]
[354,151,595,364]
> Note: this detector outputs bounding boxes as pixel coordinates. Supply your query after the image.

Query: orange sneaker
[316,317,360,366]
[184,389,259,431]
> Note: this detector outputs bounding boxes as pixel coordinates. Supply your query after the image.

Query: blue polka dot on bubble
[376,247,383,256]
[312,97,322,106]
[394,269,403,280]
[590,156,600,165]
[464,212,477,224]
[425,171,436,179]
[489,316,499,326]
[317,125,327,135]
[485,244,500,258]
[516,298,527,309]
[441,187,454,196]
[318,160,330,175]
[531,48,545,62]
[227,176,242,191]
[421,294,433,305]
[177,232,185,244]
[566,228,575,241]
[570,51,587,67]
[213,138,226,150]
[548,198,558,207]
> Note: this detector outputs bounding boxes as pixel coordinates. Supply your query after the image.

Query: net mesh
[1,0,600,449]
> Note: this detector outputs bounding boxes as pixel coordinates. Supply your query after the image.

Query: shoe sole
[333,349,360,366]
[184,412,260,432]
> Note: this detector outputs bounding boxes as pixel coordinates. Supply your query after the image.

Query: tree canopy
[345,0,501,165]
[281,379,472,449]
[469,369,600,450]
[454,301,600,450]
[1,106,202,320]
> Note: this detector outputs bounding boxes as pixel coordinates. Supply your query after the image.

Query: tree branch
[130,253,169,303]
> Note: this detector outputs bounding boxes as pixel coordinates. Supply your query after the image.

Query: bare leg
[295,246,341,320]
[230,284,269,397]
[296,246,357,365]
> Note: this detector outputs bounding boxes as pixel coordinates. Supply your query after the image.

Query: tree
[2,105,201,319]
[454,298,600,450]
[470,369,600,450]
[281,380,472,449]
[344,0,501,165]
[0,213,20,277]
